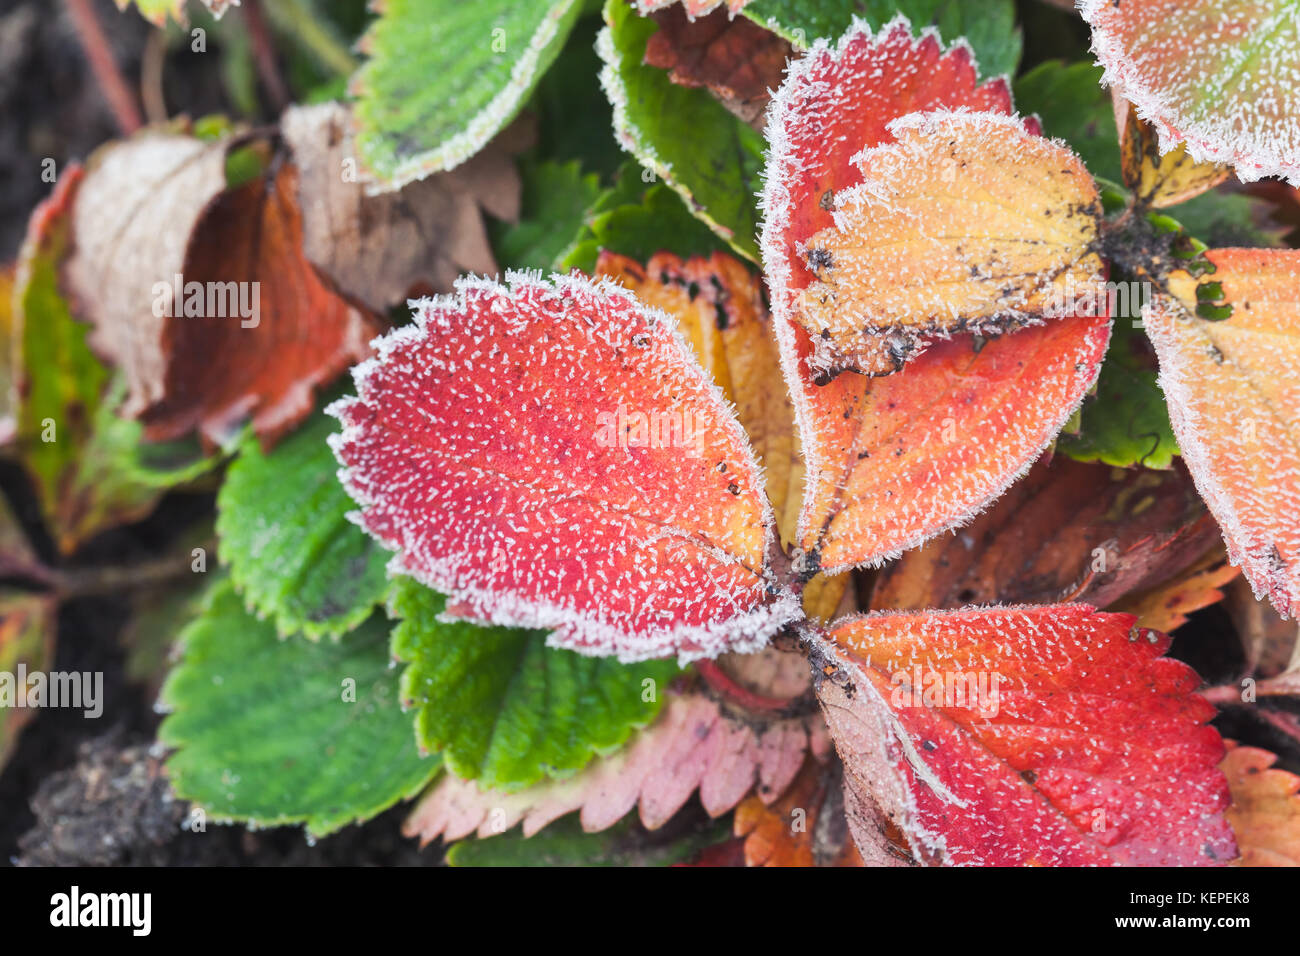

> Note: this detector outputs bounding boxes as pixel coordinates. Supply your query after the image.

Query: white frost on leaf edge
[596,6,755,254]
[1143,293,1298,619]
[757,15,1106,574]
[328,269,801,665]
[1080,0,1300,186]
[355,0,581,194]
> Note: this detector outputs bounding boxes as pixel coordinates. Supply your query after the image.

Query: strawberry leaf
[406,672,825,842]
[814,605,1236,865]
[331,271,800,662]
[794,110,1104,375]
[391,578,678,791]
[560,163,728,273]
[13,170,216,553]
[1221,742,1300,866]
[761,21,1110,573]
[352,0,584,188]
[1145,249,1300,618]
[1058,308,1179,470]
[599,0,766,261]
[216,407,390,640]
[742,0,1021,79]
[1080,0,1300,185]
[158,581,436,836]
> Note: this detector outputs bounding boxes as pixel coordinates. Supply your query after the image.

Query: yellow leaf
[796,111,1105,376]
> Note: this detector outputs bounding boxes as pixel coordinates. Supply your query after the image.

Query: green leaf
[1164,190,1286,249]
[598,0,765,262]
[560,162,730,273]
[1058,307,1180,470]
[489,160,602,271]
[1014,61,1122,184]
[391,578,679,792]
[445,812,729,866]
[217,407,390,640]
[742,0,1021,79]
[13,180,216,554]
[353,0,585,188]
[159,581,435,836]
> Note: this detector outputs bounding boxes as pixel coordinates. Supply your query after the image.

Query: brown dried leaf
[872,456,1221,614]
[281,102,519,313]
[64,130,378,446]
[644,5,791,129]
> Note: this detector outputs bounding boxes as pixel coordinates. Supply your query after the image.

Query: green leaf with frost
[159,581,435,836]
[353,0,584,189]
[1058,308,1179,470]
[217,407,389,639]
[598,0,765,262]
[391,578,679,792]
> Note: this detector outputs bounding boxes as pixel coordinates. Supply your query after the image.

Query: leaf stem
[261,0,360,79]
[65,0,143,134]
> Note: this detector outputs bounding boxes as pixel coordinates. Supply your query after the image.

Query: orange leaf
[1145,249,1300,618]
[593,250,850,622]
[734,758,869,867]
[1221,742,1300,866]
[144,161,378,445]
[63,131,377,446]
[813,605,1235,865]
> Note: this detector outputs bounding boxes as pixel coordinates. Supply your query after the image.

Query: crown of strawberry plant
[10,0,1300,867]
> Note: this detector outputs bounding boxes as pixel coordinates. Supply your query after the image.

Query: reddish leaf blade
[1081,0,1300,185]
[1145,250,1300,618]
[144,162,377,445]
[799,315,1110,574]
[331,272,799,662]
[759,19,1104,574]
[814,605,1235,866]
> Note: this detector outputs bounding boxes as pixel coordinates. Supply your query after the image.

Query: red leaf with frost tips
[813,605,1236,866]
[1081,0,1300,185]
[760,18,1109,574]
[330,272,800,663]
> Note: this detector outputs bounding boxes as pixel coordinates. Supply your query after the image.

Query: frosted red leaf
[813,605,1236,866]
[760,19,1108,574]
[330,272,800,663]
[1081,0,1300,185]
[1144,249,1300,619]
